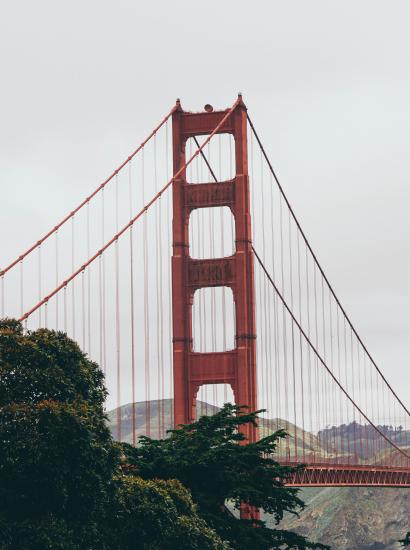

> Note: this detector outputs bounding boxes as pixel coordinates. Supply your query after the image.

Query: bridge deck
[282,463,410,487]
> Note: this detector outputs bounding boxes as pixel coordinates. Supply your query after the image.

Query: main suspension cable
[1,106,178,279]
[252,245,410,461]
[19,99,241,323]
[246,113,410,418]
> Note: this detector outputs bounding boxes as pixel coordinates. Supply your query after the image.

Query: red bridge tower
[172,96,258,442]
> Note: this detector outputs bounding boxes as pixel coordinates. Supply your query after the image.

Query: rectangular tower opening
[189,206,235,259]
[185,133,235,183]
[197,383,235,415]
[192,286,235,353]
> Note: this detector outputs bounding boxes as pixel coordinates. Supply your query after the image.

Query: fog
[1,1,409,406]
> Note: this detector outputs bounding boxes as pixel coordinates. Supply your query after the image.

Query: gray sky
[1,1,409,405]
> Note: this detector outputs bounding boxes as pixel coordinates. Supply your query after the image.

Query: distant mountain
[107,399,329,458]
[318,422,410,462]
[107,400,410,550]
[107,399,220,442]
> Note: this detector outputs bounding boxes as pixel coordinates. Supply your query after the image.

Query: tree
[0,319,118,549]
[0,320,226,550]
[400,533,410,547]
[104,475,228,550]
[124,404,330,550]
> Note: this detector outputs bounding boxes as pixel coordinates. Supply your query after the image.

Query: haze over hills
[107,399,410,462]
[107,400,410,550]
[107,399,324,457]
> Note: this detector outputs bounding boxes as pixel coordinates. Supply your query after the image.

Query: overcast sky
[1,1,409,405]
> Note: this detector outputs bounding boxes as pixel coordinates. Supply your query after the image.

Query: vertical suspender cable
[374,360,380,459]
[71,216,75,339]
[269,170,280,428]
[260,148,269,422]
[87,201,91,355]
[297,230,306,460]
[20,260,23,320]
[230,136,235,370]
[64,285,67,333]
[0,275,4,319]
[55,230,59,330]
[158,133,165,437]
[313,265,322,456]
[305,247,314,459]
[266,181,274,424]
[350,327,357,463]
[155,137,161,437]
[219,136,228,404]
[193,150,200,407]
[38,245,42,326]
[364,348,370,460]
[369,344,376,459]
[365,348,372,460]
[357,341,364,459]
[279,196,290,457]
[321,277,328,458]
[142,148,151,437]
[200,151,208,414]
[336,305,342,461]
[196,150,205,415]
[99,191,104,371]
[81,270,85,350]
[267,262,273,422]
[189,140,196,349]
[328,289,335,457]
[344,316,351,460]
[208,142,217,408]
[250,130,258,414]
[279,195,289,455]
[288,209,298,459]
[98,254,103,369]
[115,174,121,441]
[257,243,264,418]
[158,203,165,435]
[166,120,174,429]
[154,132,164,438]
[129,161,136,446]
[102,190,107,372]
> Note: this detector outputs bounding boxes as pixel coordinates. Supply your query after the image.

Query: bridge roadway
[282,462,410,487]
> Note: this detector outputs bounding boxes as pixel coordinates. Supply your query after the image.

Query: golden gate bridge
[1,96,409,487]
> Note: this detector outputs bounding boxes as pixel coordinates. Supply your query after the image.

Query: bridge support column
[171,98,258,449]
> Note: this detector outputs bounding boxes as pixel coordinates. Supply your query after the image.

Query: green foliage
[0,514,106,550]
[105,475,228,550]
[0,319,329,549]
[0,319,117,549]
[400,533,410,547]
[0,320,227,550]
[124,404,330,550]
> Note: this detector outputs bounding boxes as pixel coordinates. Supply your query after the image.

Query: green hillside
[107,399,329,458]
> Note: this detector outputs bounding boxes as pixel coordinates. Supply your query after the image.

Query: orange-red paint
[171,97,258,445]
